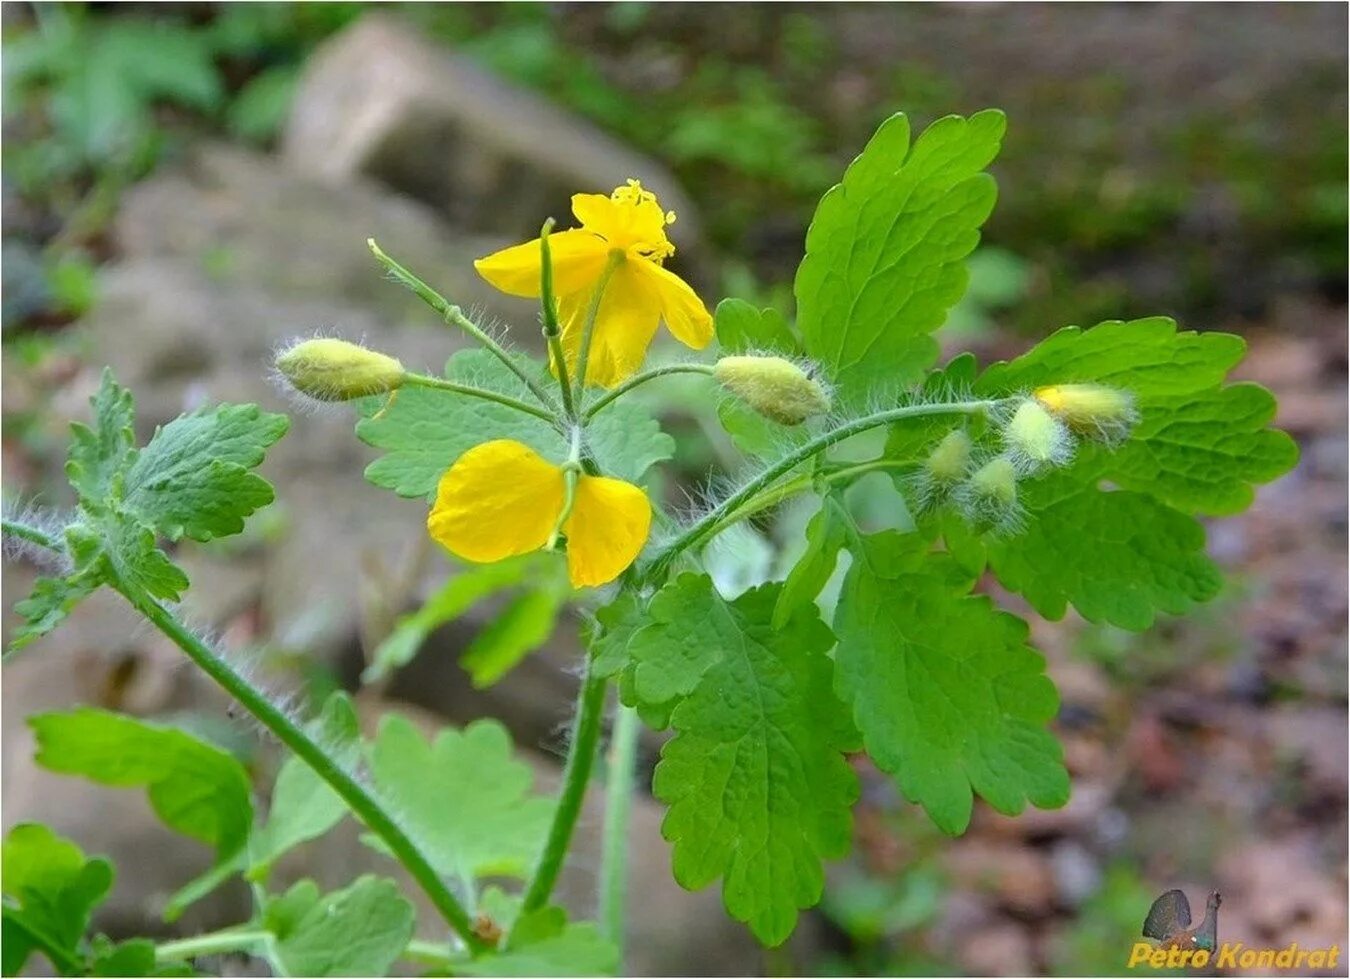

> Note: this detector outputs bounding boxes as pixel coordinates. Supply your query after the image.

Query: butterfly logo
[1142,889,1222,951]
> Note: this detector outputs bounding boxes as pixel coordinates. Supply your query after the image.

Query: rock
[281,15,705,259]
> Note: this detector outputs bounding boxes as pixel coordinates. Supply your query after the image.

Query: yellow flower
[427,439,652,588]
[474,180,713,388]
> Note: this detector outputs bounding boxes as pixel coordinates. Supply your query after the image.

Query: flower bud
[1034,383,1137,442]
[958,456,1024,534]
[1002,398,1073,471]
[275,338,405,402]
[925,429,973,484]
[713,355,831,425]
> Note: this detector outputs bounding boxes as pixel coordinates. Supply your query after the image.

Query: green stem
[2,517,59,551]
[599,703,640,952]
[539,219,577,421]
[583,363,716,419]
[155,928,268,964]
[368,238,558,412]
[645,399,997,579]
[121,588,488,955]
[571,251,625,395]
[402,373,558,423]
[402,939,456,970]
[519,656,608,915]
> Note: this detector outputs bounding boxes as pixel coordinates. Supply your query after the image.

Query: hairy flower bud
[925,429,973,484]
[713,355,831,425]
[1034,383,1138,442]
[956,455,1024,534]
[275,338,405,402]
[1002,398,1073,471]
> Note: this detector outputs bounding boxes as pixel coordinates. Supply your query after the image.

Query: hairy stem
[599,703,640,952]
[121,588,487,955]
[2,517,60,551]
[645,399,997,578]
[539,219,578,421]
[519,657,608,915]
[584,363,716,420]
[368,238,558,412]
[155,928,269,964]
[571,251,625,395]
[401,373,558,424]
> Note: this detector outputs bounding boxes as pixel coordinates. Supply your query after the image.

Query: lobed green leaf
[263,876,414,978]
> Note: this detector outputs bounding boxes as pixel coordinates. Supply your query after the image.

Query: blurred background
[2,3,1346,975]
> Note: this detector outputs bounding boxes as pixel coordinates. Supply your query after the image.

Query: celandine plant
[2,110,1298,975]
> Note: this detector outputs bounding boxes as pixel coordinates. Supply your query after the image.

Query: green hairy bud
[1034,383,1138,442]
[924,429,974,483]
[1002,398,1073,471]
[968,457,1018,507]
[276,338,405,402]
[713,355,832,425]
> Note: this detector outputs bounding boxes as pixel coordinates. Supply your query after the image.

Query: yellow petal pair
[473,180,713,388]
[427,440,652,588]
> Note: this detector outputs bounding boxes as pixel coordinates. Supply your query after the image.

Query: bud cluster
[914,382,1136,535]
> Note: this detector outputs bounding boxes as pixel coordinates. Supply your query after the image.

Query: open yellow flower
[474,180,713,388]
[427,439,652,588]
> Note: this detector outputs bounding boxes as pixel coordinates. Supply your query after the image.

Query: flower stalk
[571,250,626,395]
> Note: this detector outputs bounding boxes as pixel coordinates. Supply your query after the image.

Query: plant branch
[571,251,625,395]
[584,363,716,419]
[155,928,269,964]
[539,219,578,421]
[401,373,559,423]
[2,517,60,552]
[599,702,640,953]
[119,586,488,955]
[367,238,558,412]
[645,399,998,579]
[519,656,608,916]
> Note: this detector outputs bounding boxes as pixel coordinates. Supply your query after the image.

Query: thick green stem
[155,928,268,964]
[519,657,608,915]
[645,400,997,579]
[120,588,487,955]
[368,238,557,412]
[539,220,578,421]
[571,251,625,395]
[584,363,716,419]
[402,373,558,423]
[599,703,640,952]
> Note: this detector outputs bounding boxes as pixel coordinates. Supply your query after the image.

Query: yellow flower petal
[571,183,672,256]
[563,474,652,587]
[474,229,609,298]
[556,261,661,388]
[639,260,714,350]
[427,440,564,563]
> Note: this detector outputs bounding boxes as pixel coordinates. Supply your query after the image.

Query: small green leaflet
[587,590,645,679]
[635,576,858,945]
[457,906,618,977]
[461,587,567,688]
[29,709,253,870]
[833,533,1069,836]
[87,936,193,977]
[121,403,288,541]
[796,110,1005,402]
[974,317,1298,516]
[772,492,859,630]
[2,823,113,976]
[249,692,361,877]
[358,349,674,500]
[713,298,799,355]
[66,369,136,505]
[369,716,553,883]
[263,876,414,978]
[10,574,99,651]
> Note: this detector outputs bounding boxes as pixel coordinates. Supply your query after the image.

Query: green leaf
[587,590,645,679]
[833,533,1069,836]
[249,693,360,877]
[716,398,815,460]
[10,575,98,651]
[457,907,618,977]
[461,588,566,688]
[226,65,298,144]
[88,936,193,977]
[29,709,253,866]
[369,716,552,883]
[643,578,858,945]
[984,472,1223,630]
[772,493,856,629]
[796,110,1005,402]
[2,823,114,976]
[584,399,676,484]
[264,876,414,978]
[975,317,1296,515]
[66,368,136,505]
[714,298,799,354]
[122,403,289,542]
[68,515,188,603]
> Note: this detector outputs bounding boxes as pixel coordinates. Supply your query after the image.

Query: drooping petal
[639,260,714,350]
[563,474,652,587]
[427,440,564,563]
[556,261,661,388]
[474,229,609,298]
